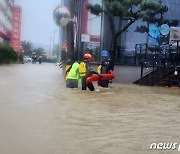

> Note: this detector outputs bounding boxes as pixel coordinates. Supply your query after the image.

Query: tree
[87,0,167,69]
[21,41,33,56]
[135,1,179,44]
[33,47,44,56]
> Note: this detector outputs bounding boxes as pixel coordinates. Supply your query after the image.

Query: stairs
[156,69,180,87]
[134,66,180,87]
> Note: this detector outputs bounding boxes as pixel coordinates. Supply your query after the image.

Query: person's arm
[87,63,101,76]
[65,65,72,73]
[97,65,101,74]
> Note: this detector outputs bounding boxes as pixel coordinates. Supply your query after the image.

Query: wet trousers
[81,77,94,91]
[66,79,78,88]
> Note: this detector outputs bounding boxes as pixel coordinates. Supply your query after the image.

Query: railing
[116,42,180,67]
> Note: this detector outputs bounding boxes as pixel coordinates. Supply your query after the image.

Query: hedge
[0,44,18,64]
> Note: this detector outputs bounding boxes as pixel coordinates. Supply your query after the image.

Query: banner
[169,26,180,44]
[11,6,22,52]
[148,24,170,46]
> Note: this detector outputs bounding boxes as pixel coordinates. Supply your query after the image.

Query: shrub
[0,44,18,64]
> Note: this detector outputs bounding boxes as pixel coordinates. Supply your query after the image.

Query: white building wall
[87,0,101,36]
[0,0,14,43]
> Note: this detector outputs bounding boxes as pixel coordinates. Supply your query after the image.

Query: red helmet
[83,53,92,61]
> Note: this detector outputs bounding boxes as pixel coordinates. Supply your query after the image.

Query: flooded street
[0,63,180,154]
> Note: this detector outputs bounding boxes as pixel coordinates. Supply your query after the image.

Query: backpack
[79,62,86,77]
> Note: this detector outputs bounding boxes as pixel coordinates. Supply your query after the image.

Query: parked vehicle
[23,56,32,63]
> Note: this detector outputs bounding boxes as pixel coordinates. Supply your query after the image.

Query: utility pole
[58,27,61,62]
[100,1,105,52]
[52,30,56,57]
[52,29,59,61]
[75,0,83,61]
[49,37,52,59]
[64,0,75,62]
[66,21,74,62]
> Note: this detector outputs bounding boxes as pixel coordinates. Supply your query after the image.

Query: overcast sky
[15,0,61,46]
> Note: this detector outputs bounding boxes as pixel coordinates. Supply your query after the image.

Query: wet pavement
[0,63,180,154]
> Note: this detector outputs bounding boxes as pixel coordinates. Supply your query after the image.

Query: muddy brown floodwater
[0,63,180,154]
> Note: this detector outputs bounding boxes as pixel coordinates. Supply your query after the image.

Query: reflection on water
[0,64,180,154]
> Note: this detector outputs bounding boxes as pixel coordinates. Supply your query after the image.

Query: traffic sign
[61,40,67,50]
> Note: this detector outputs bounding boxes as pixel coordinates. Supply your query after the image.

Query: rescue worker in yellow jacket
[66,62,80,88]
[97,58,110,88]
[79,53,100,91]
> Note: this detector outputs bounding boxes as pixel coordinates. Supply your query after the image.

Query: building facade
[60,0,101,61]
[81,0,101,61]
[60,0,180,63]
[0,0,14,44]
[11,5,22,52]
[0,0,22,52]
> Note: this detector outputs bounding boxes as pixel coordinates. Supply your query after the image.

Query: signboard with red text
[11,5,22,52]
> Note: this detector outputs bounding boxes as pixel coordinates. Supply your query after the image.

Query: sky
[15,0,61,47]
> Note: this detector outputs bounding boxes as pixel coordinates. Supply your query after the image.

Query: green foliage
[87,0,166,36]
[106,1,125,17]
[0,44,18,64]
[140,1,162,11]
[21,40,33,56]
[33,47,44,56]
[21,40,47,57]
[87,4,102,16]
